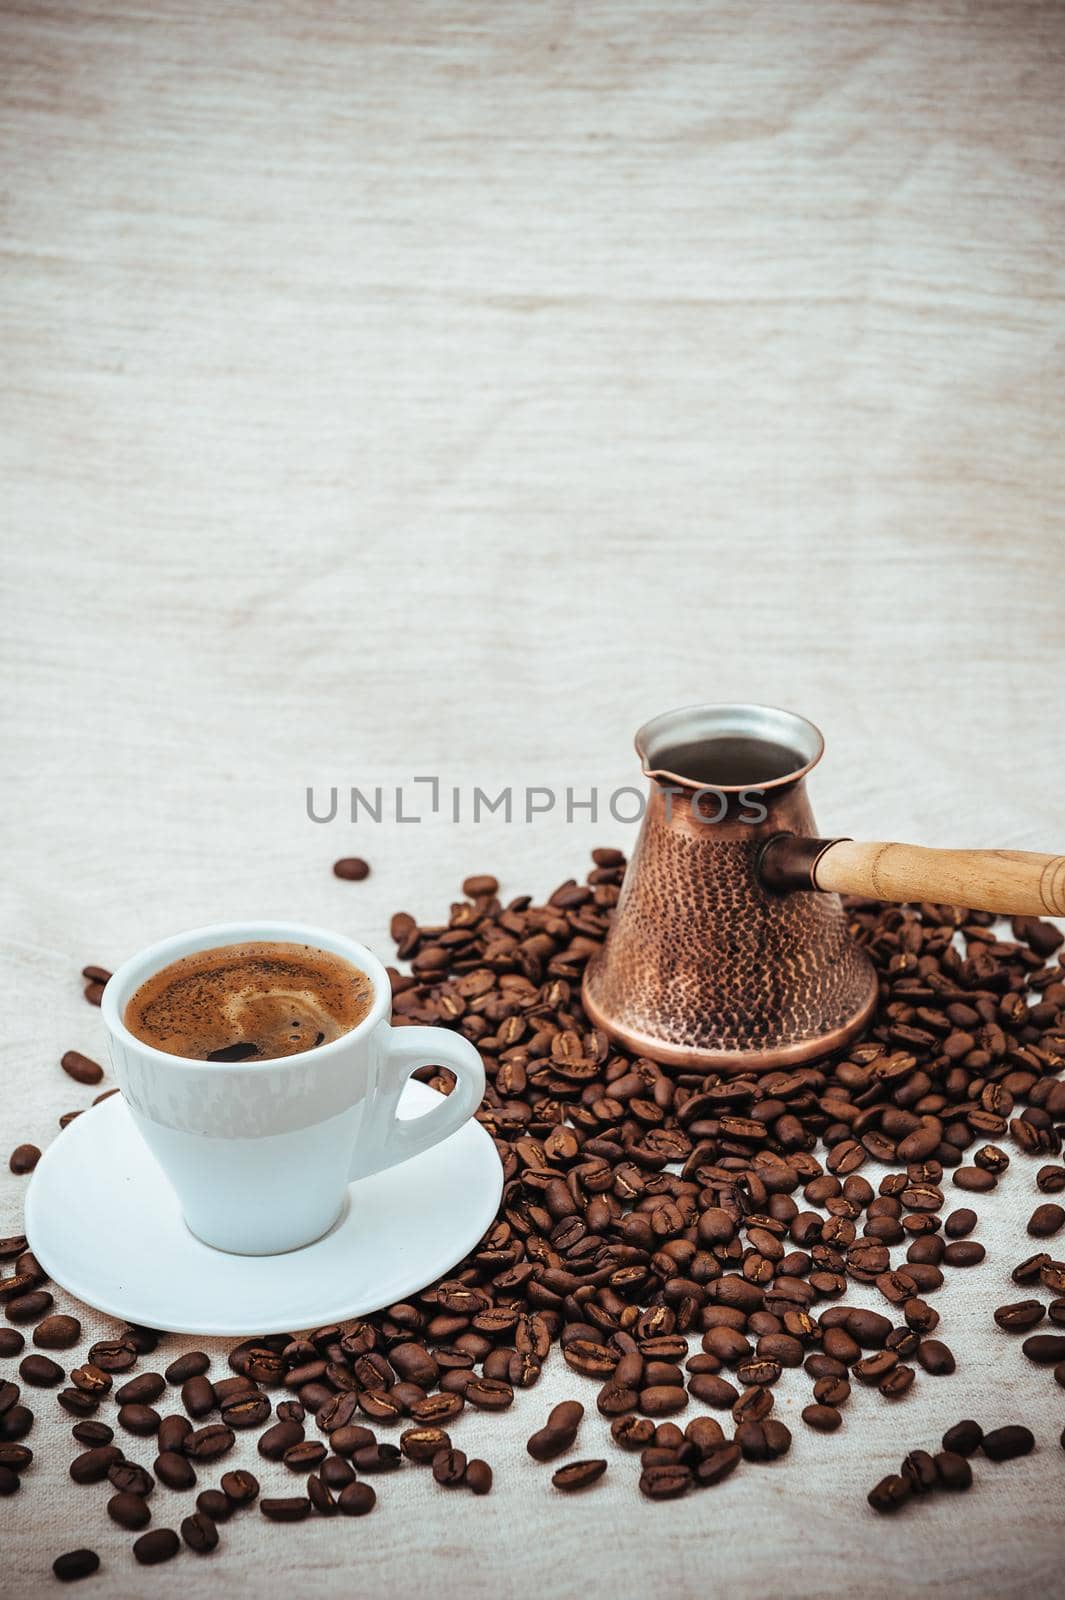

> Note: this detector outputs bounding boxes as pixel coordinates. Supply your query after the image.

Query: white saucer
[25,1082,504,1336]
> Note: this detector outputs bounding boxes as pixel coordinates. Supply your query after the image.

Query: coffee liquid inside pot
[653,735,803,787]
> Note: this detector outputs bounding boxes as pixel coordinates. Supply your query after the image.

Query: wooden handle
[813,840,1065,918]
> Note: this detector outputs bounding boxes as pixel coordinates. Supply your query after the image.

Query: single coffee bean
[952,1167,996,1192]
[551,1458,607,1492]
[70,1446,123,1484]
[19,1354,62,1387]
[333,857,370,880]
[108,1492,151,1530]
[72,1421,113,1446]
[868,1473,912,1514]
[802,1404,842,1433]
[69,1364,111,1397]
[5,1291,52,1323]
[1028,1203,1065,1237]
[52,1550,100,1582]
[181,1510,219,1552]
[694,1440,742,1486]
[1037,1165,1065,1194]
[107,1461,154,1496]
[527,1399,583,1460]
[154,1450,196,1489]
[0,1404,33,1439]
[943,1241,985,1268]
[0,1330,24,1357]
[133,1528,180,1565]
[220,1468,259,1506]
[195,1489,232,1523]
[432,1447,467,1486]
[164,1351,210,1383]
[1021,1334,1065,1366]
[337,1481,376,1516]
[118,1404,160,1436]
[221,1391,270,1428]
[994,1300,1045,1332]
[0,1464,20,1495]
[916,1339,956,1375]
[116,1372,165,1406]
[60,1387,99,1416]
[639,1462,692,1499]
[901,1450,937,1494]
[61,1050,104,1085]
[612,1415,656,1451]
[944,1208,978,1238]
[466,1458,493,1495]
[183,1423,234,1460]
[32,1315,80,1350]
[181,1375,217,1417]
[260,1496,311,1522]
[981,1425,1035,1461]
[156,1415,191,1454]
[8,1145,40,1175]
[259,1420,304,1459]
[283,1440,327,1472]
[307,1473,337,1515]
[0,1444,32,1471]
[934,1450,973,1490]
[352,1443,401,1473]
[330,1423,377,1458]
[320,1456,356,1489]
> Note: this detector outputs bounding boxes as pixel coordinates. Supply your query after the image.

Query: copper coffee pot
[582,703,1065,1073]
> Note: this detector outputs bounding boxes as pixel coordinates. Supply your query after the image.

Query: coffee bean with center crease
[52,1550,100,1583]
[284,1440,327,1472]
[694,1440,742,1486]
[994,1301,1045,1332]
[0,1444,32,1471]
[184,1423,234,1460]
[133,1529,180,1565]
[868,1474,912,1513]
[107,1461,153,1496]
[221,1390,270,1428]
[552,1459,607,1492]
[640,1462,692,1499]
[181,1511,219,1553]
[982,1425,1035,1461]
[432,1447,467,1485]
[220,1468,259,1506]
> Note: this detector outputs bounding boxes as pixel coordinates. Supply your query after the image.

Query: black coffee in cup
[124,942,374,1061]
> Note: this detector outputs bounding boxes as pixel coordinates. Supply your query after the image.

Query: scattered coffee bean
[8,1145,40,1175]
[260,1496,311,1522]
[108,1492,151,1530]
[196,1489,232,1523]
[220,1468,259,1506]
[802,1404,842,1432]
[52,1550,100,1583]
[19,1354,62,1387]
[1028,1204,1065,1238]
[994,1301,1045,1332]
[466,1459,493,1494]
[133,1528,180,1565]
[181,1510,219,1553]
[868,1474,912,1514]
[551,1458,607,1492]
[527,1400,583,1461]
[942,1420,983,1456]
[154,1450,196,1490]
[1021,1334,1065,1366]
[70,1446,123,1484]
[333,858,370,881]
[337,1481,376,1516]
[981,1425,1035,1461]
[116,1373,165,1406]
[0,1330,24,1357]
[32,1315,80,1350]
[61,1051,104,1086]
[165,1351,210,1384]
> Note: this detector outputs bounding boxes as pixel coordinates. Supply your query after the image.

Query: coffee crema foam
[124,941,375,1061]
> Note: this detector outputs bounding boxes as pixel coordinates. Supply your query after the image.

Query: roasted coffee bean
[61,1050,104,1085]
[88,1339,137,1373]
[154,1450,196,1489]
[320,1456,356,1489]
[70,1446,123,1484]
[1021,1334,1065,1366]
[5,1291,52,1323]
[108,1461,153,1496]
[221,1468,259,1506]
[942,1419,983,1456]
[0,1444,32,1470]
[165,1351,210,1384]
[69,1364,111,1397]
[180,1375,216,1417]
[259,1419,304,1460]
[352,1443,401,1473]
[639,1462,692,1499]
[981,1425,1035,1461]
[868,1473,912,1514]
[52,1550,100,1582]
[181,1511,219,1553]
[116,1372,165,1406]
[0,1404,33,1439]
[952,1167,996,1192]
[184,1423,234,1460]
[8,1145,40,1175]
[916,1340,956,1376]
[133,1528,180,1565]
[337,1481,377,1516]
[261,1495,312,1521]
[527,1400,583,1460]
[71,1421,113,1446]
[1029,1204,1065,1238]
[156,1415,191,1454]
[307,1473,337,1515]
[901,1449,937,1493]
[466,1458,493,1495]
[0,1330,24,1357]
[409,1391,463,1424]
[802,1404,842,1433]
[551,1458,607,1492]
[284,1440,327,1472]
[330,1423,376,1458]
[995,1300,1046,1332]
[0,1464,20,1495]
[1037,1165,1065,1194]
[333,857,370,880]
[944,1208,978,1238]
[108,1492,151,1530]
[694,1440,742,1486]
[19,1354,62,1387]
[879,1365,916,1398]
[221,1391,270,1428]
[432,1447,467,1485]
[943,1242,985,1268]
[736,1419,791,1462]
[32,1315,80,1350]
[196,1489,232,1523]
[935,1450,973,1490]
[400,1425,451,1462]
[118,1404,161,1436]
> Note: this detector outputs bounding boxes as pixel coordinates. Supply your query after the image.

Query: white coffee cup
[100,920,486,1255]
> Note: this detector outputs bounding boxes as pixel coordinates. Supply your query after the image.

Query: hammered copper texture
[583,781,877,1069]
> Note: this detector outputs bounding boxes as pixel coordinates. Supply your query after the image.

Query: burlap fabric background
[2,2,1064,1594]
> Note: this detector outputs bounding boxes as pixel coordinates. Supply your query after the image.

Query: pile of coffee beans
[866,1417,1044,1513]
[3,852,1065,1577]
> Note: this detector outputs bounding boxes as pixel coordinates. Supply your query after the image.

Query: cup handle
[349,1026,486,1181]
